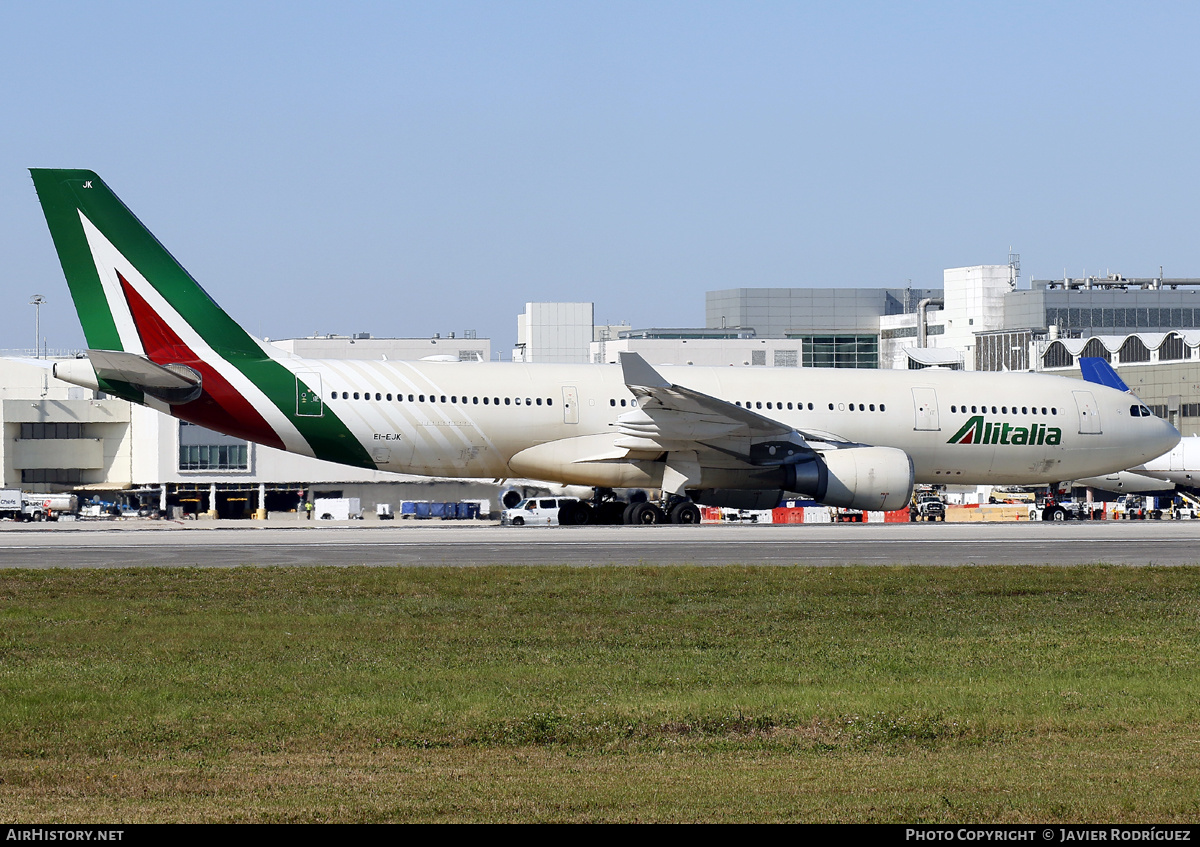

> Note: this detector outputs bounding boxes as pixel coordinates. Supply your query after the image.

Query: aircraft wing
[616,352,843,491]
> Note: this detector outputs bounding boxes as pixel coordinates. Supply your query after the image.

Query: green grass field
[1,565,1198,822]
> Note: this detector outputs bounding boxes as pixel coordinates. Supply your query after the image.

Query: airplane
[28,168,1181,524]
[1071,360,1198,495]
[1072,437,1200,495]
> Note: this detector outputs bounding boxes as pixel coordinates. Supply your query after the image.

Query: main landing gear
[559,491,703,525]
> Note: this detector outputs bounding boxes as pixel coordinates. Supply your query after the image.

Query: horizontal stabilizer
[54,350,202,404]
[1079,357,1130,393]
[86,350,200,389]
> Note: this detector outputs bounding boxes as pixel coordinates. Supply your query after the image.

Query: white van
[501,497,579,526]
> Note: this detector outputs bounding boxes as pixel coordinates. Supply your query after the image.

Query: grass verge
[1,565,1198,821]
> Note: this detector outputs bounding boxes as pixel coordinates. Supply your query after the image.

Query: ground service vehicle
[910,491,945,522]
[1112,494,1162,520]
[0,489,23,520]
[1038,497,1095,521]
[501,497,581,526]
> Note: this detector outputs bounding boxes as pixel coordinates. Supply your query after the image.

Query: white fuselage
[276,356,1179,489]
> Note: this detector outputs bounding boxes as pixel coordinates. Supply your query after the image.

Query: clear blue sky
[3,1,1199,353]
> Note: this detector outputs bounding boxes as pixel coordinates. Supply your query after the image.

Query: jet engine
[693,446,914,512]
[783,446,914,512]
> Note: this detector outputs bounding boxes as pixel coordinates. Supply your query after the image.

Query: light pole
[29,295,46,358]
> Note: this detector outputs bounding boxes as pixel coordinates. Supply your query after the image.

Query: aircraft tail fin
[1079,357,1131,393]
[29,168,374,468]
[29,168,265,360]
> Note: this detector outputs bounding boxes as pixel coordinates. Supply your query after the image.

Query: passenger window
[505,398,511,405]
[880,404,885,412]
[539,499,556,509]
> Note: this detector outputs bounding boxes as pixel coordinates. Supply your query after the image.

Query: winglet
[1079,357,1131,393]
[619,351,671,389]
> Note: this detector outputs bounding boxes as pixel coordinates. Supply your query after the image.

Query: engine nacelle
[783,446,914,512]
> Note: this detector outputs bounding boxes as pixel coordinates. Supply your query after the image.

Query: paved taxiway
[1,520,1199,568]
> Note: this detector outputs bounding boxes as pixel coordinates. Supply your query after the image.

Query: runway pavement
[1,518,1199,568]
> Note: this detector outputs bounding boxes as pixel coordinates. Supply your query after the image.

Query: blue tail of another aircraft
[1079,357,1131,393]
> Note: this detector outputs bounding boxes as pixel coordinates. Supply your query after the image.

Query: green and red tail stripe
[30,168,373,468]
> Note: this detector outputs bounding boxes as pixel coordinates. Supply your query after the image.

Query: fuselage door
[1073,390,1102,434]
[296,372,323,417]
[912,387,940,431]
[562,386,579,424]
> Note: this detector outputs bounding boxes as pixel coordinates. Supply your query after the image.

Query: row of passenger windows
[333,391,553,407]
[735,401,887,412]
[951,404,1057,415]
[333,390,895,414]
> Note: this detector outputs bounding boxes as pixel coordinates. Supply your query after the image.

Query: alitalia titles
[947,415,1062,447]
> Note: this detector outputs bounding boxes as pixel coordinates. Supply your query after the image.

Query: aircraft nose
[1149,418,1181,460]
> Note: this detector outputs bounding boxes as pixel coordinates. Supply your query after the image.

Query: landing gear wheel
[625,501,665,525]
[669,502,701,524]
[558,502,592,525]
[596,501,627,525]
